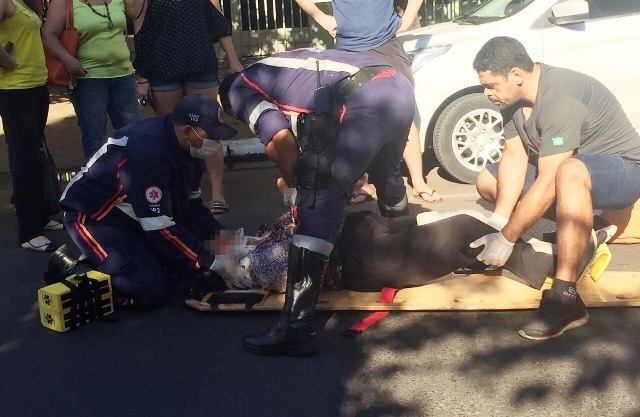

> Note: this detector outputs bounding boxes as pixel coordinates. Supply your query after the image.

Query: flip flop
[414,188,443,203]
[21,238,56,252]
[44,220,64,231]
[209,200,230,214]
[348,190,376,205]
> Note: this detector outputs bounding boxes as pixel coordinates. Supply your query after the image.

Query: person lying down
[198,209,614,296]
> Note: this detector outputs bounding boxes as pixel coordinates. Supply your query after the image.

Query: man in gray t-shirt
[471,37,640,341]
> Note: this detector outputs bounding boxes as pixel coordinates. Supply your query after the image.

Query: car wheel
[432,93,505,184]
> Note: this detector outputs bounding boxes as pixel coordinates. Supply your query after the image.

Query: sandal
[209,200,230,214]
[348,190,376,205]
[44,220,64,231]
[21,236,56,252]
[413,188,443,203]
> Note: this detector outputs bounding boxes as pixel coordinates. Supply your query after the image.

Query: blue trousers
[294,72,415,248]
[69,74,140,160]
[64,200,223,306]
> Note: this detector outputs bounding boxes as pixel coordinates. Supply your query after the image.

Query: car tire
[432,93,505,184]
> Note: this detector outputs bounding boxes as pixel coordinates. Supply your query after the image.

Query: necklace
[83,0,113,29]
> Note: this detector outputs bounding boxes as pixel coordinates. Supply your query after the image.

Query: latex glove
[469,231,515,267]
[211,258,253,289]
[487,212,509,231]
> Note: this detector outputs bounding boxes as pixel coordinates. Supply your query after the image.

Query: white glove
[469,231,515,267]
[487,212,509,231]
[211,258,253,289]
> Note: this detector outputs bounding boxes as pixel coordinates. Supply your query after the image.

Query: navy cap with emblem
[172,94,238,141]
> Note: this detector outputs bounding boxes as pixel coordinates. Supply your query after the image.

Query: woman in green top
[0,0,63,251]
[43,0,141,160]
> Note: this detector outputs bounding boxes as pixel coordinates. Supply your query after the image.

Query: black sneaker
[519,289,589,340]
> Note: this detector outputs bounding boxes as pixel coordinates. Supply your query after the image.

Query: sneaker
[519,289,589,340]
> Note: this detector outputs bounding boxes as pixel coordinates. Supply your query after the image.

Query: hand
[136,81,151,106]
[469,231,515,267]
[211,258,253,289]
[228,60,244,73]
[398,16,412,33]
[316,14,337,37]
[2,57,17,71]
[63,57,86,78]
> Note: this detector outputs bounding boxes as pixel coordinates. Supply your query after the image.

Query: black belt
[334,65,394,107]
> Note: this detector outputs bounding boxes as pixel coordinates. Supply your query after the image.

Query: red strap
[342,287,398,337]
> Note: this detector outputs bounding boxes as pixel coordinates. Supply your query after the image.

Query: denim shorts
[150,72,220,92]
[486,154,640,210]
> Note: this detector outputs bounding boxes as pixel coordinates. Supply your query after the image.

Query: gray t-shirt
[503,64,640,167]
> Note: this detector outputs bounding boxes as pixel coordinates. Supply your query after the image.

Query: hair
[473,36,534,78]
[218,72,241,113]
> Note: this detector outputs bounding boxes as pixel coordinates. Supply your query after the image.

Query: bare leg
[555,158,593,283]
[151,88,185,116]
[404,122,442,202]
[185,86,227,211]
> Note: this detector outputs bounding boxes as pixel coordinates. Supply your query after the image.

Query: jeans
[486,154,640,209]
[0,85,50,244]
[69,74,140,160]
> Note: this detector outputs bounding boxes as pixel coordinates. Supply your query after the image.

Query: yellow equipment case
[38,270,114,332]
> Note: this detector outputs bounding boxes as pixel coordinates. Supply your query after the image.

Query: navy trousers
[64,200,223,306]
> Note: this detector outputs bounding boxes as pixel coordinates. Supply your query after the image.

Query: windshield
[453,0,536,24]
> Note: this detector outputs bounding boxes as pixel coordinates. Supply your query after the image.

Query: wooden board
[185,270,640,312]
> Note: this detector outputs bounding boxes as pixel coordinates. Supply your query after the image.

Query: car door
[539,0,640,128]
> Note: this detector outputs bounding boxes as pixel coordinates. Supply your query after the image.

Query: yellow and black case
[38,270,114,332]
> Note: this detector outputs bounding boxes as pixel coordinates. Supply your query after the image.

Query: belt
[334,65,396,106]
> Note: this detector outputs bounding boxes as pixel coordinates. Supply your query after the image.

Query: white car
[399,0,640,183]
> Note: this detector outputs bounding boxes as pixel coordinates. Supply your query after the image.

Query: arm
[398,0,422,33]
[501,150,574,243]
[294,0,337,36]
[265,129,298,186]
[42,0,86,77]
[493,136,528,219]
[0,0,17,70]
[123,0,141,20]
[219,36,243,73]
[132,0,147,32]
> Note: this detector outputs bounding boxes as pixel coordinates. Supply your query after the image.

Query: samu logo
[189,113,200,122]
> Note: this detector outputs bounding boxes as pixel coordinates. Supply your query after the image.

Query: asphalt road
[1,165,639,417]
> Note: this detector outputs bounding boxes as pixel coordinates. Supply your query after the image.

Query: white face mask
[188,126,221,159]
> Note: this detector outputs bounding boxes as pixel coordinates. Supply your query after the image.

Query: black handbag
[40,141,63,216]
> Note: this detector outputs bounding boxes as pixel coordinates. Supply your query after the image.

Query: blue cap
[172,94,238,140]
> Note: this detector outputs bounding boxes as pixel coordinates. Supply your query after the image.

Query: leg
[69,78,110,160]
[520,155,640,340]
[476,166,499,203]
[150,80,185,116]
[405,122,442,202]
[106,74,141,130]
[185,79,227,211]
[0,86,50,246]
[64,212,169,307]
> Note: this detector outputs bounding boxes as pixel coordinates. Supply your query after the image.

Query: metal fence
[221,0,487,57]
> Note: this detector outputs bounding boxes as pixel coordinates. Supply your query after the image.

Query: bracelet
[136,80,149,84]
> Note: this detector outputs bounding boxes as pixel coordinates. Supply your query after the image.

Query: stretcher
[185,269,640,313]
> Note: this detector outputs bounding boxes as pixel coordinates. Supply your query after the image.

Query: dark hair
[218,72,241,113]
[473,36,534,78]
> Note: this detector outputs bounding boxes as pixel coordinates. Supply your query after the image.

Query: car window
[588,0,640,19]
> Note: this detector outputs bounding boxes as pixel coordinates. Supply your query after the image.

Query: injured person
[187,209,614,298]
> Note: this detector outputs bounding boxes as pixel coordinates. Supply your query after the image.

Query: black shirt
[133,0,232,81]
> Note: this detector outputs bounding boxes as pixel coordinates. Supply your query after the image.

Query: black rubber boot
[243,244,328,356]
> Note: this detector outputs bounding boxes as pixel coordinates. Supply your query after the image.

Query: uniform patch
[145,186,162,203]
[551,136,565,146]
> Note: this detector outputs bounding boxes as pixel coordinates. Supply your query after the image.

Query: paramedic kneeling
[60,95,238,308]
[219,48,415,355]
[471,37,640,340]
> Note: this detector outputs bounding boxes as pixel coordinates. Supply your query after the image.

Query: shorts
[486,154,640,210]
[150,72,220,93]
[359,37,414,88]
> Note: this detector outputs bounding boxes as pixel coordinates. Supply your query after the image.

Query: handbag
[45,0,79,87]
[39,141,63,216]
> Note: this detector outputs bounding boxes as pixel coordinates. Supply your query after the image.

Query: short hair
[473,36,534,77]
[219,72,241,113]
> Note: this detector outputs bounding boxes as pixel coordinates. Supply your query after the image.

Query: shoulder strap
[65,0,74,29]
